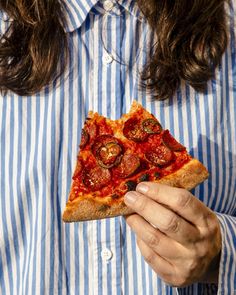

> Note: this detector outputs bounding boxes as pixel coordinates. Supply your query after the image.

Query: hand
[124,182,222,287]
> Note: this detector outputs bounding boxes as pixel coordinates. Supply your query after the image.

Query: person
[0,0,235,294]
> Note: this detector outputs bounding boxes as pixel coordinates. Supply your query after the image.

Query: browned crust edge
[62,199,134,222]
[62,158,209,222]
[63,101,209,222]
[156,158,209,190]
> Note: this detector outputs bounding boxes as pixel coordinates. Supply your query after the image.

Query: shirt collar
[63,0,99,33]
[63,0,144,33]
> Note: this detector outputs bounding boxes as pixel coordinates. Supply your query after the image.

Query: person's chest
[1,0,236,214]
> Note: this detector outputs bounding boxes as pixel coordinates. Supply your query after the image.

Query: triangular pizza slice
[62,101,209,222]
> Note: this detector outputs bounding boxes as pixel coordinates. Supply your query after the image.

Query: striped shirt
[0,0,235,294]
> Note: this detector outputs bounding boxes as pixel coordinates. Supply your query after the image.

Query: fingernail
[124,192,138,204]
[137,183,149,194]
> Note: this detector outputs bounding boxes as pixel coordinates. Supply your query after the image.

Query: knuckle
[165,215,180,233]
[176,190,192,208]
[209,216,220,233]
[143,251,154,264]
[137,197,147,213]
[146,231,160,248]
[202,211,220,237]
[202,210,215,228]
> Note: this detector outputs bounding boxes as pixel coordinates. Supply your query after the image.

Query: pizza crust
[63,101,209,222]
[62,158,208,222]
[62,198,133,222]
[156,158,209,190]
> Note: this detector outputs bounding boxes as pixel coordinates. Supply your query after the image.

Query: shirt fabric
[0,0,236,294]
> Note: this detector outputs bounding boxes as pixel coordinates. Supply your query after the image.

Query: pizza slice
[62,101,209,222]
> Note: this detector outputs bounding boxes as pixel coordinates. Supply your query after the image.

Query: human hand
[124,182,222,287]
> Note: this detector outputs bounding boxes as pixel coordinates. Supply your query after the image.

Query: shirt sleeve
[216,213,236,295]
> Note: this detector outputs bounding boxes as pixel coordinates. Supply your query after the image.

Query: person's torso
[0,0,235,294]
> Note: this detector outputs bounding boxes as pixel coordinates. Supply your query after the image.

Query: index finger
[136,182,213,227]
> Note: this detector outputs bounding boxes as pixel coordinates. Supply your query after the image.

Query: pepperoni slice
[92,135,123,168]
[142,118,162,134]
[79,129,89,148]
[145,145,173,166]
[97,142,123,168]
[123,118,148,142]
[92,135,119,155]
[162,130,186,151]
[112,153,140,178]
[83,166,111,191]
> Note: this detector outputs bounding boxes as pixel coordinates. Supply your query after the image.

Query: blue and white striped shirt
[0,0,235,294]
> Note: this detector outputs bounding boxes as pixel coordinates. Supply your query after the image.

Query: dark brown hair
[137,0,229,100]
[0,0,67,96]
[0,0,229,98]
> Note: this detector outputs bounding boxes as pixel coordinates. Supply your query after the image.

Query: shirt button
[101,248,113,261]
[102,53,113,64]
[103,0,114,11]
